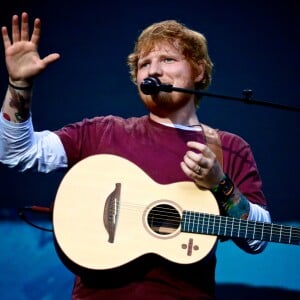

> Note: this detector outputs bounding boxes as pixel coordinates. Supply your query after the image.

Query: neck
[149,101,199,126]
[150,110,199,127]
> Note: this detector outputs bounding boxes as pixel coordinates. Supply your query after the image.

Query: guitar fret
[245,219,248,239]
[212,215,216,235]
[195,211,199,233]
[182,211,186,231]
[260,222,264,241]
[238,218,242,238]
[230,219,234,237]
[279,224,282,243]
[218,215,222,235]
[191,211,194,232]
[270,223,273,241]
[207,214,210,234]
[225,217,228,236]
[252,221,256,240]
[187,211,191,232]
[201,212,205,233]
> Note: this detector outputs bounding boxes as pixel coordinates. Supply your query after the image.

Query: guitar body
[53,154,219,271]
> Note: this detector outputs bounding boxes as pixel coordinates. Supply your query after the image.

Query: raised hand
[1,12,60,85]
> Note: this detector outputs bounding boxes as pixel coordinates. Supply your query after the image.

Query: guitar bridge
[103,183,121,243]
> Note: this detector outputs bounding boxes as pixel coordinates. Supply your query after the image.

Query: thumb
[42,53,60,66]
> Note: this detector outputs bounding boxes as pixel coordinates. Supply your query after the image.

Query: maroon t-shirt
[55,115,266,300]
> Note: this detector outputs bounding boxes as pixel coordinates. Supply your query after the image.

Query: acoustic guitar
[53,154,300,272]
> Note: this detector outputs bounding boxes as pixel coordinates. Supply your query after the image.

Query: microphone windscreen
[140,77,161,95]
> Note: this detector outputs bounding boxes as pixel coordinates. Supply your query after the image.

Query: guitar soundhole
[147,204,180,235]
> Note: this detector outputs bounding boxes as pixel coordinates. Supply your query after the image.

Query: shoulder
[87,115,148,127]
[56,115,148,132]
[201,123,250,149]
[217,129,250,148]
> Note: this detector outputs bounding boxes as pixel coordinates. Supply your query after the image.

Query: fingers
[182,153,208,180]
[7,12,40,45]
[1,26,11,49]
[30,18,41,45]
[182,152,206,181]
[186,142,215,164]
[1,13,26,48]
[3,12,60,80]
[181,140,216,179]
[12,14,20,43]
[21,12,29,41]
[186,141,212,157]
[180,161,196,177]
[13,12,30,42]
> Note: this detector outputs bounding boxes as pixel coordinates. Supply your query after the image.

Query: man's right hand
[1,12,60,86]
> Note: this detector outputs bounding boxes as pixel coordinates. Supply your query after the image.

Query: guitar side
[53,154,219,271]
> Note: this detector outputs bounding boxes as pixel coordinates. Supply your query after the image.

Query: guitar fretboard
[181,211,300,245]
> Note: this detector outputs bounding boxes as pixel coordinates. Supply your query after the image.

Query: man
[1,12,270,299]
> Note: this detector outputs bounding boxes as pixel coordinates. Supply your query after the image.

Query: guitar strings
[116,201,300,243]
[183,212,300,243]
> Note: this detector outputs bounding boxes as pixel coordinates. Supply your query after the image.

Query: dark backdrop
[0,1,300,299]
[0,1,299,223]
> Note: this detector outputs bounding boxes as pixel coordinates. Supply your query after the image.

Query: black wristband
[211,174,234,200]
[8,81,33,90]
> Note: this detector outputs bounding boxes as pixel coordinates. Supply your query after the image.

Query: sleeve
[220,131,271,253]
[54,116,115,167]
[233,202,271,253]
[220,131,267,207]
[0,113,68,173]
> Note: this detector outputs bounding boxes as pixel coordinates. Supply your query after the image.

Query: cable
[18,206,53,232]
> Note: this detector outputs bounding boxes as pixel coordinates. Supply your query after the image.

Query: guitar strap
[200,123,223,170]
[201,123,227,243]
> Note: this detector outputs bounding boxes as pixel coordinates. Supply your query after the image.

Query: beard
[140,91,193,117]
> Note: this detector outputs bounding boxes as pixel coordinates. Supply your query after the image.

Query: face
[136,41,204,116]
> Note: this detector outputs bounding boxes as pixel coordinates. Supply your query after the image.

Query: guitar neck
[181,211,300,245]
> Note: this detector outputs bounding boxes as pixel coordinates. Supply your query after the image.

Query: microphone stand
[159,84,300,112]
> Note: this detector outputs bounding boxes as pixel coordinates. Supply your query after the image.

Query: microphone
[140,77,173,95]
[140,77,300,112]
[140,76,250,99]
[140,76,251,101]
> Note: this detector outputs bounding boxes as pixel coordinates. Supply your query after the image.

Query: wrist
[210,173,234,200]
[211,175,250,219]
[8,79,33,90]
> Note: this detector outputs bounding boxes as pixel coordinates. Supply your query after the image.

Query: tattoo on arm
[8,87,30,122]
[3,112,11,121]
[220,191,250,219]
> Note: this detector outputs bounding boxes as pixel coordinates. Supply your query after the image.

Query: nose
[148,61,162,77]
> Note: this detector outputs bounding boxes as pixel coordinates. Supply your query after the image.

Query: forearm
[223,190,249,219]
[2,80,32,123]
[0,112,68,172]
[211,175,250,220]
[212,175,271,252]
[0,80,67,172]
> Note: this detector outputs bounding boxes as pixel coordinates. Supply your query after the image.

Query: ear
[194,61,205,83]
